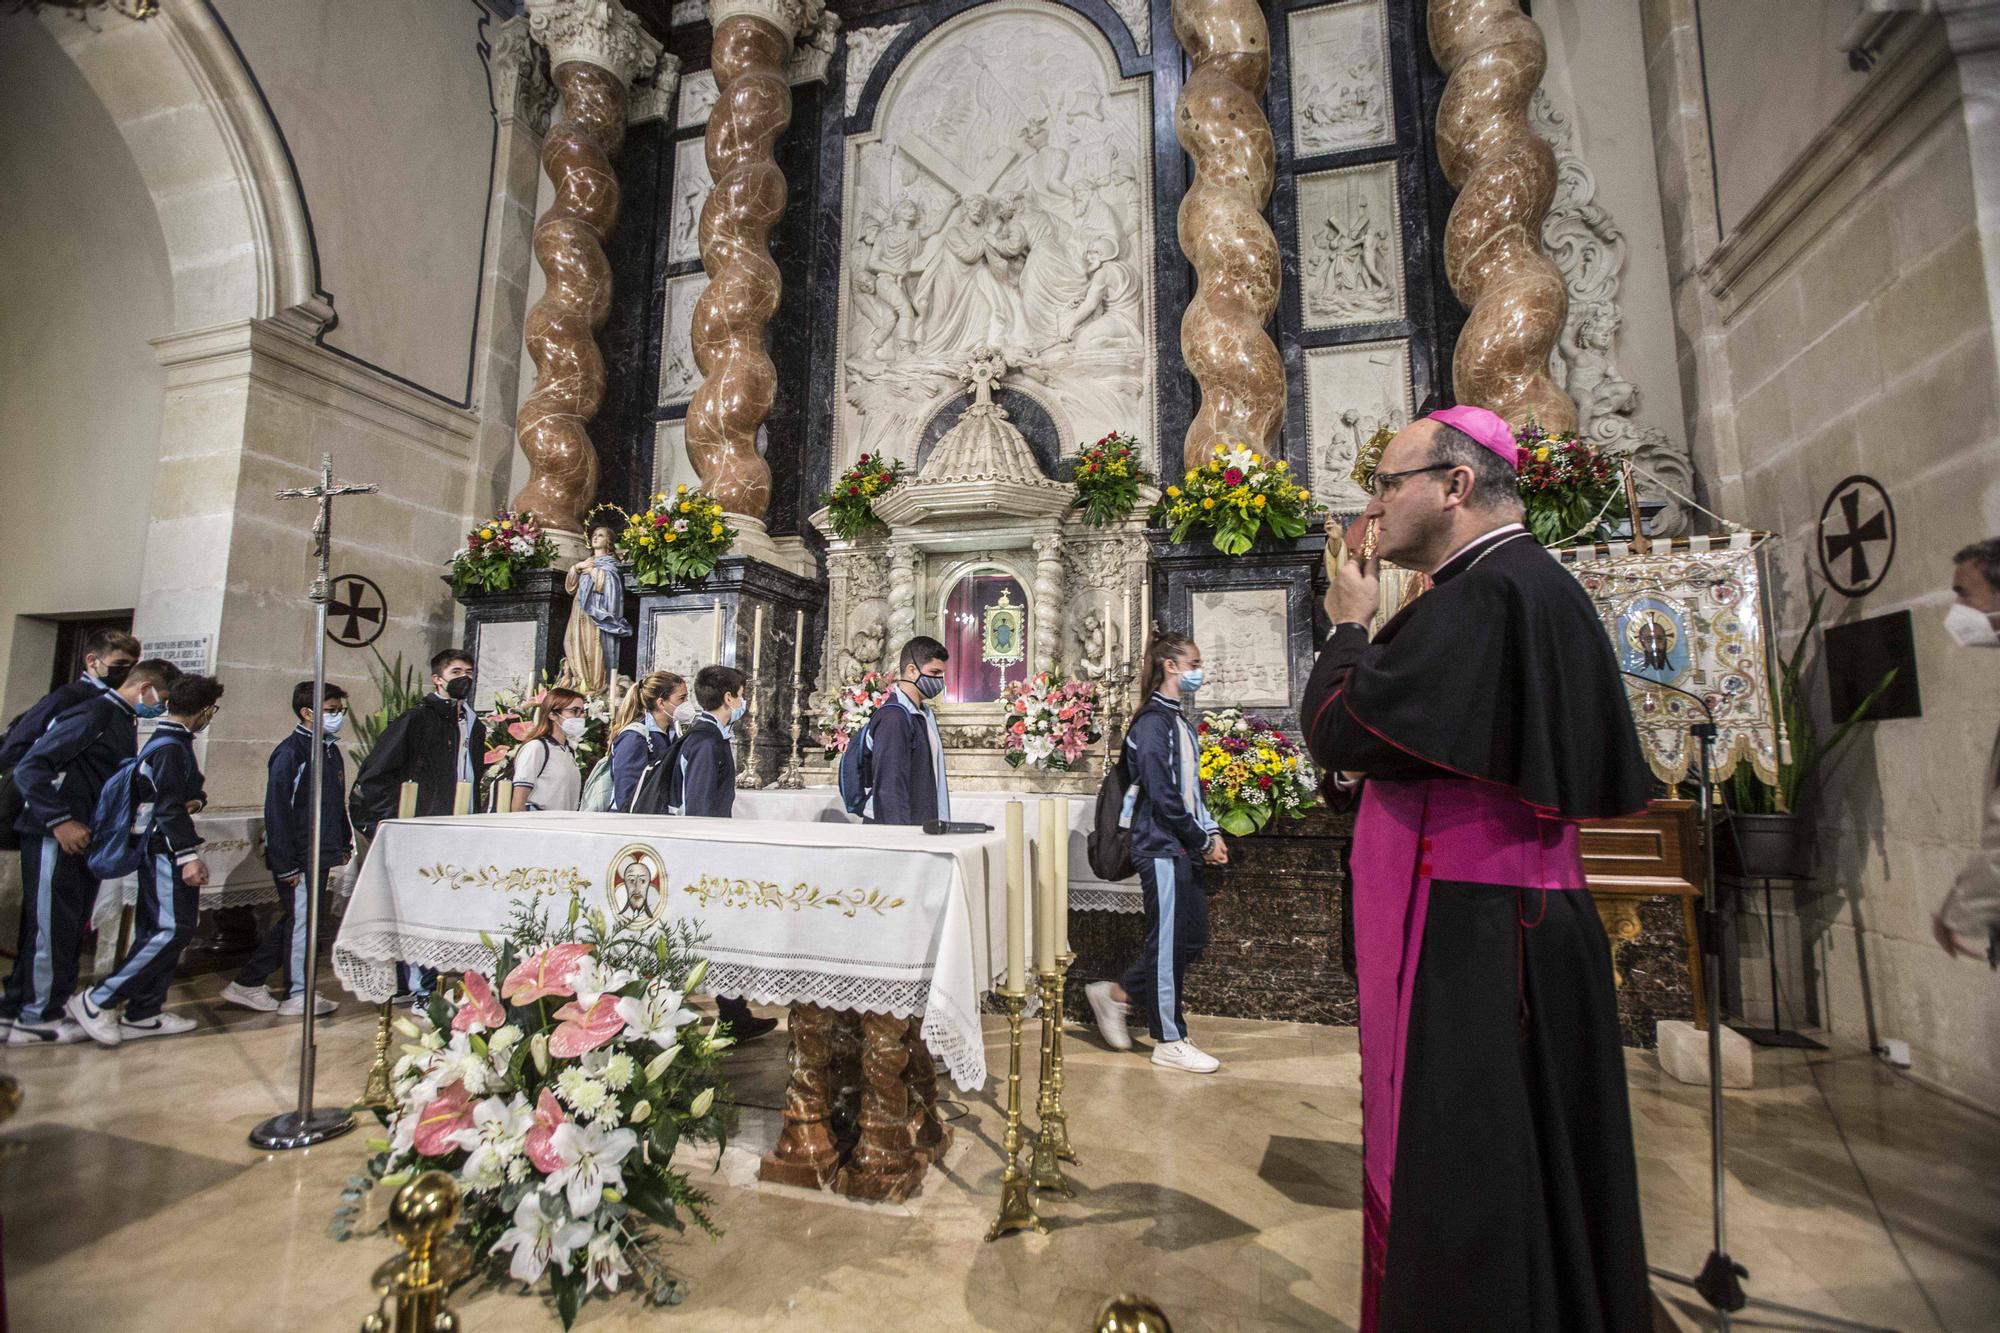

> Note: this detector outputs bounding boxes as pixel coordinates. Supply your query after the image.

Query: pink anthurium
[410,1081,475,1158]
[524,1088,569,1172]
[500,941,592,1005]
[547,994,626,1058]
[452,971,506,1032]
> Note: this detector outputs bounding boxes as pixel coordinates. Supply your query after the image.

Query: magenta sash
[1352,777,1586,1330]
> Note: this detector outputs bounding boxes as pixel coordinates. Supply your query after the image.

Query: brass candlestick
[1029,968,1077,1198]
[357,999,395,1113]
[777,666,808,789]
[987,988,1044,1240]
[1045,950,1079,1164]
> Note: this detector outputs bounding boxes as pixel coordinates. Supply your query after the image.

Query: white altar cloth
[332,813,1013,1090]
[734,786,1141,912]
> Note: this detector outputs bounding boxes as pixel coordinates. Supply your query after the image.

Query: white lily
[434,1030,492,1096]
[570,955,636,1008]
[614,988,698,1047]
[644,1046,681,1081]
[583,1230,631,1295]
[492,1193,592,1286]
[487,1023,524,1061]
[543,1120,639,1216]
[453,1094,533,1190]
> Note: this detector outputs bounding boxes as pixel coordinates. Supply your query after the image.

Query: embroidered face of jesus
[621,861,652,913]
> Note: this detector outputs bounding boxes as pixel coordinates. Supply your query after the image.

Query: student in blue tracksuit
[4,659,177,1046]
[608,671,684,811]
[667,664,776,1040]
[222,681,352,1018]
[0,627,141,773]
[864,636,950,826]
[68,674,225,1047]
[1084,632,1230,1074]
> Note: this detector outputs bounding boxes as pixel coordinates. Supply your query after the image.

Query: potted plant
[1722,590,1898,877]
[449,508,557,597]
[1195,709,1320,836]
[1069,432,1148,527]
[818,454,905,540]
[609,488,735,587]
[1512,421,1629,548]
[1148,443,1321,556]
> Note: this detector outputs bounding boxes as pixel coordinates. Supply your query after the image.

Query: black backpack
[627,733,689,816]
[1085,736,1135,882]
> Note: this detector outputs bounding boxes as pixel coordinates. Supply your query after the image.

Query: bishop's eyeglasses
[1364,462,1455,499]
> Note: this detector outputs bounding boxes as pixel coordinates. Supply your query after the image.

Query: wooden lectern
[1580,798,1707,1029]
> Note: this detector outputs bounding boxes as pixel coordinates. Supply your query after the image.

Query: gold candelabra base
[987,989,1045,1240]
[1045,952,1079,1164]
[360,1170,470,1333]
[357,999,395,1113]
[1030,968,1077,1198]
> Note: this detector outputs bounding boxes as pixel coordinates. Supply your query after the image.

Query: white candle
[396,781,418,819]
[751,602,765,681]
[1035,799,1058,973]
[495,779,514,813]
[1004,802,1026,994]
[710,598,723,663]
[452,780,473,816]
[1056,797,1070,956]
[791,607,804,678]
[1118,589,1131,669]
[1139,575,1151,649]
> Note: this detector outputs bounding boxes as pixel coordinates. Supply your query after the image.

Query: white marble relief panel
[668,136,713,264]
[675,68,717,129]
[1304,338,1410,508]
[648,608,711,679]
[659,273,707,407]
[1290,1,1393,157]
[1297,161,1402,330]
[1107,0,1151,54]
[473,620,537,713]
[836,1,1157,474]
[652,419,696,500]
[1191,589,1290,707]
[844,22,911,118]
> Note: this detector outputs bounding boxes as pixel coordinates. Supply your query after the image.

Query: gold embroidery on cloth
[417,863,592,897]
[682,873,906,918]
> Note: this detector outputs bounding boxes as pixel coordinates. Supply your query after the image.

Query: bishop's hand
[1328,555,1381,628]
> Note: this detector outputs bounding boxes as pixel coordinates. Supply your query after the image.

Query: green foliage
[352,647,423,760]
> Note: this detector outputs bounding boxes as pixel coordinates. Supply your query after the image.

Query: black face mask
[443,676,474,701]
[100,663,133,690]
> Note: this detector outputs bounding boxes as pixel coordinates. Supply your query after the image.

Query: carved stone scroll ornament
[1173,0,1285,466]
[687,0,826,523]
[1428,0,1575,432]
[513,0,664,533]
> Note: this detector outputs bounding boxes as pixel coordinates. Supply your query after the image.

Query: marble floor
[1,974,1995,1332]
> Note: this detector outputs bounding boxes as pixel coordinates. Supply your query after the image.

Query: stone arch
[38,0,316,333]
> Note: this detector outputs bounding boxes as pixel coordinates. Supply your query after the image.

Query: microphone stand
[1625,671,1884,1331]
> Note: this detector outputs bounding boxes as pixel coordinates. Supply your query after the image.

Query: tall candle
[791,607,805,678]
[751,602,765,684]
[495,779,514,814]
[396,781,418,819]
[1055,796,1070,956]
[710,598,723,663]
[1139,575,1151,648]
[1034,799,1058,973]
[1120,588,1132,669]
[452,780,473,816]
[1004,802,1026,993]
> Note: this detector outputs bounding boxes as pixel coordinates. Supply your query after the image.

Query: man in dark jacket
[4,659,177,1045]
[864,636,950,826]
[348,649,485,836]
[223,681,353,1016]
[68,674,224,1046]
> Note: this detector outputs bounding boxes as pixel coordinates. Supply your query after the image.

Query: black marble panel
[458,568,604,690]
[595,113,673,516]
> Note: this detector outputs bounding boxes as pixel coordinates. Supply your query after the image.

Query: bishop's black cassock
[1302,524,1654,1333]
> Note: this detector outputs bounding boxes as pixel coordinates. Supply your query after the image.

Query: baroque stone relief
[1106,0,1151,55]
[668,136,713,264]
[652,419,694,498]
[1303,338,1410,509]
[835,1,1157,475]
[1289,0,1393,158]
[843,22,911,118]
[676,68,718,128]
[659,272,708,406]
[1191,588,1290,706]
[1297,162,1403,330]
[1533,90,1694,534]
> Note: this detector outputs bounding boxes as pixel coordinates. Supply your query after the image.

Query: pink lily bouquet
[816,669,892,758]
[999,670,1104,772]
[334,899,733,1327]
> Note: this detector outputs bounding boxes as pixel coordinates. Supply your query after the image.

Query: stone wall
[1643,0,2000,1110]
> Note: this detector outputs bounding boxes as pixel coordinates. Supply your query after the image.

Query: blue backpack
[86,734,175,881]
[836,714,879,816]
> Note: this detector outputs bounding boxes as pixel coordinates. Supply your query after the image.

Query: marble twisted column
[1173,0,1284,467]
[514,0,664,535]
[688,0,823,524]
[1429,0,1576,431]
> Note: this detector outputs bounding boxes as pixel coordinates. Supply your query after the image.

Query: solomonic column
[513,0,666,540]
[1173,0,1284,467]
[1429,0,1576,430]
[688,0,827,560]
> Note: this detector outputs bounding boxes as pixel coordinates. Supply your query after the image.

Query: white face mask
[672,700,701,730]
[1945,602,2000,648]
[560,716,586,741]
[320,711,347,737]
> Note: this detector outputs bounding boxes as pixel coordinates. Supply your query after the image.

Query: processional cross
[252,453,379,1153]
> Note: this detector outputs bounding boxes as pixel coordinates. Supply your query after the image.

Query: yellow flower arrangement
[1070,431,1149,526]
[601,490,734,587]
[1149,442,1322,556]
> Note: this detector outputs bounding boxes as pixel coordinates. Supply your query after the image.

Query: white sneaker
[7,1018,84,1046]
[220,981,280,1013]
[65,992,122,1047]
[1150,1039,1220,1074]
[278,992,337,1017]
[118,1012,197,1041]
[1085,980,1132,1051]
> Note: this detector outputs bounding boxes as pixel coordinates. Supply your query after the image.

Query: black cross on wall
[326,574,386,647]
[1817,476,1896,597]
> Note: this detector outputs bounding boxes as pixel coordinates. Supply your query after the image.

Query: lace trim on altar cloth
[332,938,995,1092]
[1071,885,1141,914]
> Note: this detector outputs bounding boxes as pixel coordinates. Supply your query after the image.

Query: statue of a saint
[562,525,631,695]
[1075,609,1113,682]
